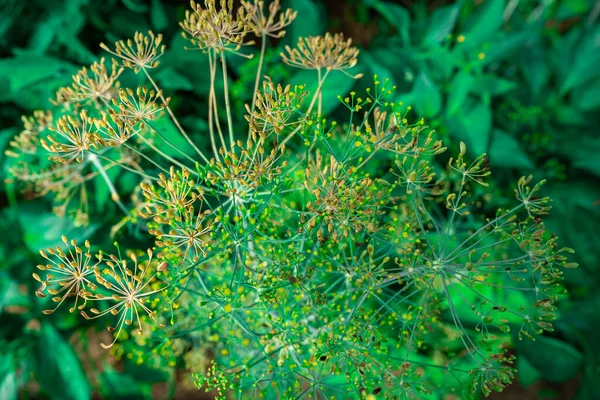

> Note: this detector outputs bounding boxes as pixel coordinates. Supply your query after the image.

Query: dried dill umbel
[6,1,579,399]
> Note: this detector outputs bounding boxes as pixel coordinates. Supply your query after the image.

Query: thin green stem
[208,50,227,158]
[248,35,267,140]
[142,67,210,164]
[137,132,198,176]
[220,52,235,148]
[88,153,128,214]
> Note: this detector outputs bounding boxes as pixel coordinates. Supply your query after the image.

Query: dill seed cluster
[6,0,577,398]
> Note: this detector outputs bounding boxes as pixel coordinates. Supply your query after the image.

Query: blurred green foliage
[0,0,599,398]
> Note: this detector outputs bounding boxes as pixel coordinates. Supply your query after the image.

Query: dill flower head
[81,247,167,349]
[281,32,362,75]
[91,111,135,147]
[180,0,254,55]
[33,235,99,314]
[110,86,169,125]
[245,78,306,137]
[140,166,202,224]
[242,0,297,38]
[41,110,96,164]
[150,207,213,263]
[100,31,166,73]
[5,110,53,158]
[69,58,123,104]
[206,138,287,193]
[303,153,391,241]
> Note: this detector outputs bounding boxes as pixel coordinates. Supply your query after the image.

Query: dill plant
[5,0,578,398]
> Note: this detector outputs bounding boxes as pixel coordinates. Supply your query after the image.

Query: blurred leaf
[121,0,148,13]
[285,0,325,43]
[17,203,100,252]
[472,74,517,96]
[365,0,411,46]
[556,106,587,126]
[516,355,541,388]
[150,0,168,31]
[161,35,211,96]
[146,116,195,158]
[446,70,473,116]
[0,128,17,167]
[545,182,600,288]
[575,367,600,400]
[100,365,150,399]
[27,15,59,54]
[0,54,74,92]
[124,359,170,383]
[561,26,600,94]
[555,0,592,20]
[0,355,17,400]
[480,30,531,65]
[423,4,461,45]
[571,77,600,111]
[154,67,194,92]
[446,101,491,155]
[412,72,442,118]
[0,272,28,315]
[362,50,397,89]
[520,40,549,96]
[489,129,534,170]
[517,336,583,382]
[461,0,505,48]
[37,324,90,400]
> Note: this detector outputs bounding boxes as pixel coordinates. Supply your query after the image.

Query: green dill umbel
[5,0,577,398]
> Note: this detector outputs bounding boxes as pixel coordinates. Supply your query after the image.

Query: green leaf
[412,72,442,118]
[479,32,530,66]
[0,355,17,400]
[472,74,517,96]
[285,0,325,43]
[17,202,100,252]
[36,324,90,400]
[365,0,411,46]
[0,54,74,92]
[461,0,505,48]
[0,127,17,167]
[489,129,534,170]
[446,70,473,116]
[154,67,194,92]
[150,0,168,31]
[555,0,591,20]
[575,366,600,400]
[572,77,600,111]
[146,116,195,158]
[161,35,211,96]
[446,101,491,155]
[561,26,600,94]
[423,4,461,45]
[27,15,59,54]
[0,271,29,315]
[361,50,397,90]
[556,106,587,126]
[516,355,541,388]
[517,336,583,382]
[100,365,150,399]
[519,41,549,96]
